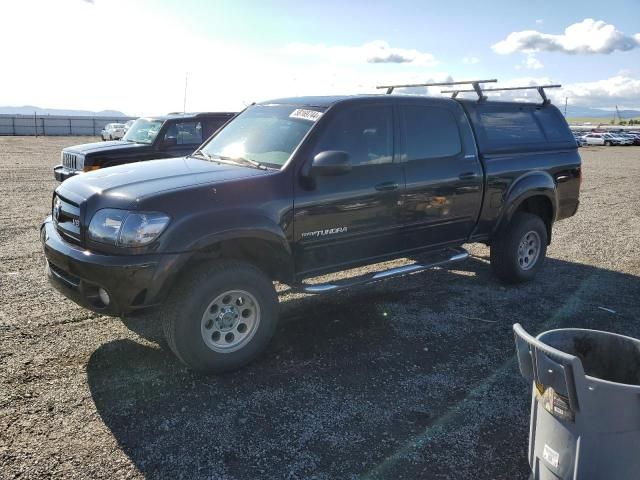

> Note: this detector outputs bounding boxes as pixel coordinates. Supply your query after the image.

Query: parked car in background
[582,133,606,146]
[615,133,640,145]
[54,112,236,182]
[582,132,633,146]
[101,123,126,141]
[603,133,633,146]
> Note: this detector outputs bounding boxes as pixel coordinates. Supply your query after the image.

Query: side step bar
[299,247,469,294]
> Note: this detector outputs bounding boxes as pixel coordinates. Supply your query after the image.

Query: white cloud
[450,75,640,109]
[493,19,640,55]
[281,40,438,66]
[559,75,640,109]
[462,56,480,65]
[535,19,544,25]
[515,53,543,70]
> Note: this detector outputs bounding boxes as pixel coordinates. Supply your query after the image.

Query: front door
[397,101,484,251]
[158,120,205,158]
[293,103,404,277]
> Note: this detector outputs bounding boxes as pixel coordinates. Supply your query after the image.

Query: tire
[161,260,279,373]
[109,134,113,141]
[490,212,548,284]
[605,141,611,146]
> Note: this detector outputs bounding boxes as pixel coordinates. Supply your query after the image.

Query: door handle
[458,172,478,180]
[375,182,399,191]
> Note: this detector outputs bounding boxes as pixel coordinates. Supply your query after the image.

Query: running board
[299,247,469,294]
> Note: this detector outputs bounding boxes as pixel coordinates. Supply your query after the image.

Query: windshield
[198,104,324,168]
[123,118,164,144]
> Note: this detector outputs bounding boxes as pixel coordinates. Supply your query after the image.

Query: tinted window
[164,121,203,145]
[533,108,572,142]
[314,105,393,166]
[478,108,545,146]
[402,105,461,160]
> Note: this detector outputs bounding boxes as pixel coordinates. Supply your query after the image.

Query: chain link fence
[0,114,135,136]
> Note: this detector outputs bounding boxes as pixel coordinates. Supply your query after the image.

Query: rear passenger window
[314,105,393,167]
[401,106,461,161]
[478,109,545,146]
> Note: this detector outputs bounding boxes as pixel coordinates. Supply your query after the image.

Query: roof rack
[376,79,497,97]
[441,84,562,105]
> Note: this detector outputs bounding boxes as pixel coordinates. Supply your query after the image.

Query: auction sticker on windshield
[290,109,323,122]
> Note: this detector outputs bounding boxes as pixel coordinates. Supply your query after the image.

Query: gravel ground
[1,137,639,479]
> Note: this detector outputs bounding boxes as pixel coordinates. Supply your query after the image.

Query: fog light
[98,288,110,306]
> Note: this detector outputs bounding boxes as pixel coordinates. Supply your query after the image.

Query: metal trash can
[513,323,640,480]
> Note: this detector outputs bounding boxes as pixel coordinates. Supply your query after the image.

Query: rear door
[293,102,404,276]
[397,101,483,251]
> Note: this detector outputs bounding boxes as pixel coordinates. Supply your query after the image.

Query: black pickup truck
[41,91,581,373]
[53,112,235,181]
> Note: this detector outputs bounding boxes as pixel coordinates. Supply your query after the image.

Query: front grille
[62,152,84,171]
[53,194,82,245]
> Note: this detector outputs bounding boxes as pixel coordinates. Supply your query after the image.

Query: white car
[581,132,633,146]
[101,123,126,141]
[581,133,606,146]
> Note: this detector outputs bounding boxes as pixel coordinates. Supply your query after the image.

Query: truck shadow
[87,256,640,479]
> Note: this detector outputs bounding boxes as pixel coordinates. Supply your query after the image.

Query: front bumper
[53,165,80,182]
[41,217,187,315]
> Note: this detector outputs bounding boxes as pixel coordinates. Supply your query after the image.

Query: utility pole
[564,97,568,116]
[615,105,622,124]
[183,73,188,115]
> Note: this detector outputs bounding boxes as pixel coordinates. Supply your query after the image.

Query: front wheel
[161,260,279,373]
[490,213,548,284]
[605,141,612,146]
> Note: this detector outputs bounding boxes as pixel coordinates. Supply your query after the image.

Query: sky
[0,0,639,115]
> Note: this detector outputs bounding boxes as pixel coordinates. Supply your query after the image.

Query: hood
[56,156,270,208]
[64,140,149,156]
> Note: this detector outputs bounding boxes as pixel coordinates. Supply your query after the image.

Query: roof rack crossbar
[441,84,562,104]
[377,78,497,95]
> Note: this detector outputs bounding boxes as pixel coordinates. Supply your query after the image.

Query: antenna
[183,73,188,115]
[376,79,497,96]
[441,84,562,105]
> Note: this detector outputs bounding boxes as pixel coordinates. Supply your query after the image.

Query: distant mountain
[0,105,128,117]
[564,106,640,119]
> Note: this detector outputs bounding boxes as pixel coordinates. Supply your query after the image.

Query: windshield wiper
[191,149,214,161]
[214,155,269,170]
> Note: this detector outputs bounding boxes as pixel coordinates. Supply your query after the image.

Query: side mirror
[310,151,352,176]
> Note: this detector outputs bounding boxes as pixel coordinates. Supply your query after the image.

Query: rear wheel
[162,260,278,373]
[490,213,548,284]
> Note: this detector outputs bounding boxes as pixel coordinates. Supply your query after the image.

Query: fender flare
[492,171,557,237]
[159,212,294,285]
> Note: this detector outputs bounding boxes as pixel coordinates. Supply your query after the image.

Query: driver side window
[314,105,393,167]
[164,121,203,145]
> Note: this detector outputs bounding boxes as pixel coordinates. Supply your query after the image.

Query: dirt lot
[1,137,639,479]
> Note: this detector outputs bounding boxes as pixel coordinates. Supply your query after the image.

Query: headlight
[88,209,170,247]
